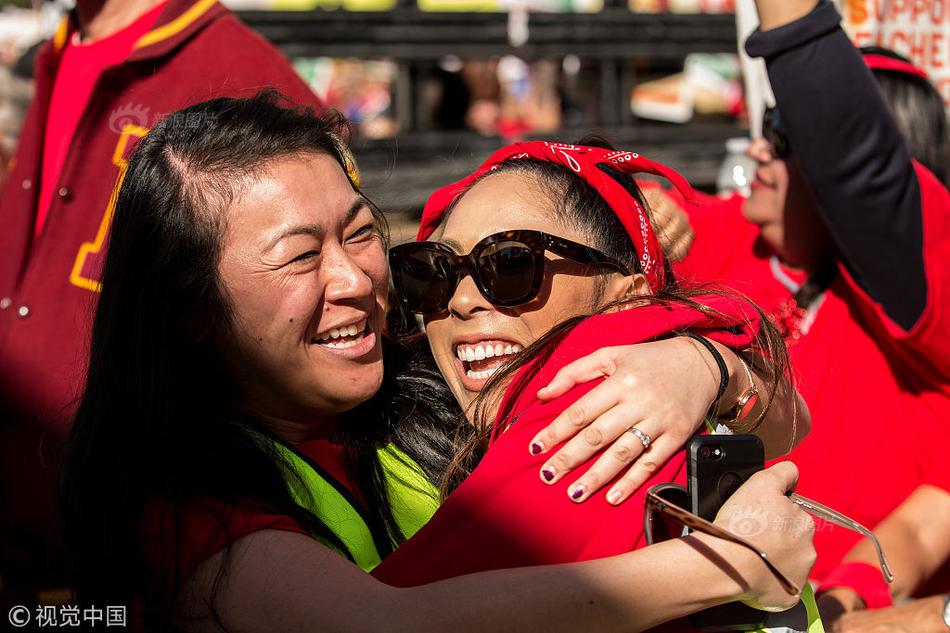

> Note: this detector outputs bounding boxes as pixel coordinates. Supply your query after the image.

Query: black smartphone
[687,434,767,632]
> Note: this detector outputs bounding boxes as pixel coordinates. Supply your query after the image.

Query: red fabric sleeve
[922,455,950,493]
[373,297,760,588]
[196,13,324,111]
[835,163,950,374]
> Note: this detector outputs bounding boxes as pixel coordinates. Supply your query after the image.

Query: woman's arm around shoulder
[174,464,814,633]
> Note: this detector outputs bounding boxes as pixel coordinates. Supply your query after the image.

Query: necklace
[769,256,828,344]
[774,295,825,343]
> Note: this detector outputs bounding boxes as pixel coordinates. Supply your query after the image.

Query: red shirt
[139,438,356,598]
[0,0,323,586]
[372,298,758,600]
[0,0,322,429]
[142,300,756,633]
[37,2,167,238]
[674,167,950,582]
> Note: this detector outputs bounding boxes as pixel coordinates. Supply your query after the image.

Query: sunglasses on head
[389,229,632,315]
[762,107,791,158]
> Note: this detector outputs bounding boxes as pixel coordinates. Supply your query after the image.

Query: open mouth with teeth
[312,320,368,349]
[456,340,523,381]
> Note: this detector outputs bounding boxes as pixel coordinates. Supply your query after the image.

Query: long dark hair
[863,46,950,186]
[60,91,459,630]
[438,140,791,494]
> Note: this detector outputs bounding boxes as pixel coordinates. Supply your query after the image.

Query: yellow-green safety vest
[264,434,823,632]
[266,436,439,571]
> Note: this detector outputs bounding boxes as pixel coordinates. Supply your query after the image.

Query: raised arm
[175,464,814,633]
[823,484,950,609]
[746,0,926,331]
[816,484,950,630]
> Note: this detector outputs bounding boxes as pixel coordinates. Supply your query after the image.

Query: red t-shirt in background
[36,1,167,239]
[674,167,950,582]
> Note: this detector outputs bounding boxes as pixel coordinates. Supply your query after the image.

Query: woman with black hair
[861,46,950,187]
[664,0,950,599]
[61,92,813,632]
[374,142,827,633]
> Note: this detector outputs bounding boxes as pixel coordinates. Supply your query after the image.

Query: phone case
[687,434,767,631]
[687,434,764,521]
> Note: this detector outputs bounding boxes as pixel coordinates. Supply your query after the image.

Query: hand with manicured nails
[529,334,807,503]
[529,338,722,504]
[531,331,768,501]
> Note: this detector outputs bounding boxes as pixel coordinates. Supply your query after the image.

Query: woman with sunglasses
[374,141,825,631]
[388,144,810,507]
[62,93,816,632]
[660,0,950,597]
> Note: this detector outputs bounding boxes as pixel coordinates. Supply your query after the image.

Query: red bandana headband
[416,142,698,293]
[863,53,929,80]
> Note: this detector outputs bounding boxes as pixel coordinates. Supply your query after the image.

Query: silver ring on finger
[626,426,651,449]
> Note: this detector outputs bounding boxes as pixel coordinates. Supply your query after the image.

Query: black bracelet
[679,332,729,408]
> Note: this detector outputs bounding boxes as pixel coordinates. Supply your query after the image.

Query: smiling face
[214,152,388,430]
[743,138,833,270]
[424,170,644,416]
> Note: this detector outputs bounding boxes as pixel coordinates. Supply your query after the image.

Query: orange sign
[841,0,950,104]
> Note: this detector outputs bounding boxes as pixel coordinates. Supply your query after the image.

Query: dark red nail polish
[530,442,544,455]
[541,467,556,482]
[571,486,585,500]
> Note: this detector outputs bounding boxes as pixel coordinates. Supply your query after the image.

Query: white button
[58,187,70,199]
[0,297,10,309]
[21,179,31,190]
[17,305,29,318]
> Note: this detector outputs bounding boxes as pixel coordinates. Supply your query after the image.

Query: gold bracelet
[719,355,761,433]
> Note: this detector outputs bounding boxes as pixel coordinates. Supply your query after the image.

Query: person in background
[0,0,322,601]
[819,477,950,632]
[860,46,950,188]
[646,43,950,629]
[809,47,950,632]
[0,3,45,180]
[375,139,821,631]
[651,46,949,262]
[639,0,950,588]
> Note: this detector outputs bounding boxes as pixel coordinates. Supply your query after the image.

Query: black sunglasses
[762,106,790,158]
[389,229,633,315]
